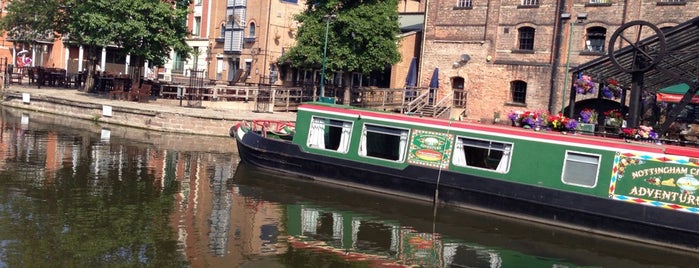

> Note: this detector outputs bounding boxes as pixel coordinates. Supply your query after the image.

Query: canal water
[0,106,697,268]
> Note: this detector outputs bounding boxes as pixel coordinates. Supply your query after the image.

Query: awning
[656,83,699,103]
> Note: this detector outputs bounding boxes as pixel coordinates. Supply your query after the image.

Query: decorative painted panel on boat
[610,152,699,213]
[407,129,454,169]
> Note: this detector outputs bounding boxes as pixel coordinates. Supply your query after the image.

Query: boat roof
[299,103,699,158]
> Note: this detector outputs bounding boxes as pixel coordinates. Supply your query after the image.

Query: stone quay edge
[0,84,296,137]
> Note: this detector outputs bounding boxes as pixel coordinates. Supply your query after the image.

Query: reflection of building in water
[0,115,291,265]
[208,159,234,256]
[231,183,286,257]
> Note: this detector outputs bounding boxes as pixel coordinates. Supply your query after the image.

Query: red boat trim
[299,104,681,155]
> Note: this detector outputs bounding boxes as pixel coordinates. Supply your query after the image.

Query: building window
[562,151,600,188]
[359,124,409,162]
[585,27,606,53]
[249,22,256,37]
[452,137,513,173]
[172,52,185,74]
[589,0,610,3]
[193,16,201,36]
[510,80,527,104]
[307,117,353,153]
[456,0,472,8]
[245,61,252,78]
[520,0,539,6]
[518,27,535,50]
[281,0,298,3]
[195,0,202,5]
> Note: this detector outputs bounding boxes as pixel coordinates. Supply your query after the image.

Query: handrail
[431,92,453,118]
[404,90,429,115]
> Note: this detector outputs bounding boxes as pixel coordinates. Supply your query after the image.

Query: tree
[279,0,401,76]
[0,0,60,49]
[0,0,192,90]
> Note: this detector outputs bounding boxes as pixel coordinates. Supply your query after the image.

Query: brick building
[421,0,698,122]
[161,0,308,85]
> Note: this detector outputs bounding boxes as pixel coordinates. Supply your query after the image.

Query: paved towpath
[1,83,296,122]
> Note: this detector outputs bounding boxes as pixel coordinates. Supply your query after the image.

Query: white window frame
[456,0,472,8]
[358,124,410,162]
[561,151,601,188]
[306,116,353,153]
[452,136,513,173]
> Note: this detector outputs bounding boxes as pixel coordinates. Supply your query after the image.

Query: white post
[100,47,107,71]
[125,54,130,74]
[78,46,84,72]
[144,60,149,79]
[65,46,70,70]
[31,47,36,67]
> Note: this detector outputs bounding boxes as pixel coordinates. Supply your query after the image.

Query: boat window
[561,151,600,188]
[452,137,512,173]
[359,124,409,162]
[307,117,353,153]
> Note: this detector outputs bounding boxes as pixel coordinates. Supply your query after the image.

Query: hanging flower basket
[574,74,595,95]
[601,78,623,100]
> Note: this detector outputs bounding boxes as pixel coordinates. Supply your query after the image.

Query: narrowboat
[232,102,699,251]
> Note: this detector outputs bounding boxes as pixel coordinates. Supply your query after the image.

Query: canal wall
[1,106,239,154]
[0,89,293,137]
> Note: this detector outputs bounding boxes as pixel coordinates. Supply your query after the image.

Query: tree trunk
[82,45,97,92]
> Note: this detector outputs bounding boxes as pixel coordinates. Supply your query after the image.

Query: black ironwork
[187,69,205,108]
[572,17,699,135]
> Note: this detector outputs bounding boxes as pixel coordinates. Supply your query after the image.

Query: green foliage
[279,0,402,75]
[0,0,192,66]
[0,0,61,43]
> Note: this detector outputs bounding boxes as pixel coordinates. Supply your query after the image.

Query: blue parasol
[429,67,439,89]
[405,57,417,87]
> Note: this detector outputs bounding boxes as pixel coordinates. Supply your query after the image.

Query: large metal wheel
[608,20,667,73]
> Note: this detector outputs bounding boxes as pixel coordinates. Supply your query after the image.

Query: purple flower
[565,119,578,130]
[602,86,614,99]
[649,131,659,140]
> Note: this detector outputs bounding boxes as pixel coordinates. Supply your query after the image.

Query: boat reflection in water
[232,163,699,267]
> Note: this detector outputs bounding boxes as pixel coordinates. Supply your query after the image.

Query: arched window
[249,22,256,37]
[510,80,527,104]
[518,27,535,50]
[585,27,606,53]
[452,77,466,108]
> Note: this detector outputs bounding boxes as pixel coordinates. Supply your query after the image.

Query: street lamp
[561,13,587,113]
[320,14,337,102]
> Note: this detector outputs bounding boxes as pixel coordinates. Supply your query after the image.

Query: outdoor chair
[107,78,127,100]
[136,83,153,103]
[127,80,141,101]
[8,65,22,85]
[26,67,36,85]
